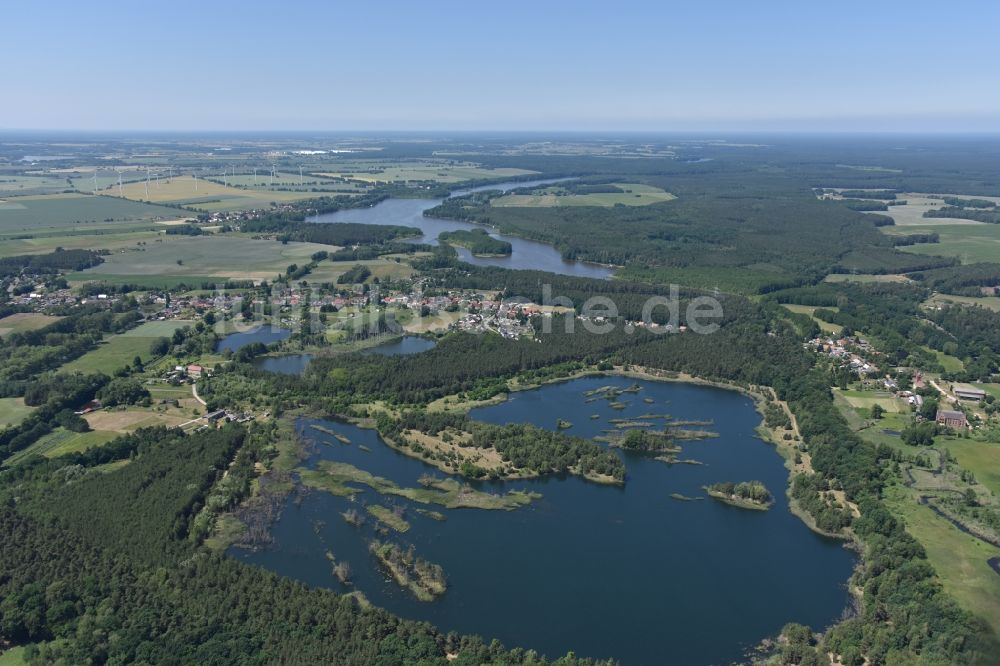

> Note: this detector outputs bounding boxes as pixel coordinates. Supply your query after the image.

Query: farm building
[936,409,967,429]
[954,386,986,401]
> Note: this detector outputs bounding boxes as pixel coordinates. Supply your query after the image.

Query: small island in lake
[437,228,512,256]
[369,540,447,601]
[704,480,774,510]
[611,428,679,453]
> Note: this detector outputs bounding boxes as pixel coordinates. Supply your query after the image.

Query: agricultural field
[837,389,909,415]
[0,192,181,236]
[0,174,73,196]
[66,167,150,193]
[68,234,334,282]
[924,292,1000,312]
[862,193,998,227]
[61,320,193,375]
[307,257,417,284]
[0,312,63,336]
[0,397,34,428]
[316,161,537,184]
[106,175,323,211]
[882,222,1000,264]
[492,183,675,208]
[84,407,193,433]
[0,228,166,257]
[211,171,365,193]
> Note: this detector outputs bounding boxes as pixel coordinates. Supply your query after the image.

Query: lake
[215,326,291,353]
[308,179,613,279]
[252,353,313,375]
[360,335,436,356]
[231,376,854,665]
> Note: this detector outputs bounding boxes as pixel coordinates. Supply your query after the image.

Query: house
[187,364,205,378]
[954,387,987,402]
[74,399,102,415]
[936,409,967,429]
[205,409,227,422]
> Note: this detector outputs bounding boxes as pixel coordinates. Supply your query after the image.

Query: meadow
[69,234,334,282]
[214,171,364,193]
[823,273,911,284]
[0,397,34,428]
[317,161,536,184]
[885,222,1000,264]
[62,320,194,374]
[0,312,63,336]
[108,176,323,211]
[492,183,675,208]
[780,303,841,334]
[2,428,120,466]
[0,174,73,196]
[883,484,1000,637]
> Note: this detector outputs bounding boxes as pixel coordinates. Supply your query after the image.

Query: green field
[883,484,1000,637]
[780,303,841,333]
[492,183,675,208]
[924,292,1000,312]
[0,397,34,428]
[121,319,196,337]
[68,235,335,282]
[926,346,966,373]
[308,257,417,284]
[0,646,29,666]
[938,437,1000,496]
[0,193,182,236]
[823,273,912,284]
[317,161,536,184]
[3,428,119,466]
[60,320,193,374]
[216,171,365,193]
[0,227,167,257]
[883,223,1000,264]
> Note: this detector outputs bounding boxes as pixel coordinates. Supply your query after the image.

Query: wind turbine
[117,170,123,197]
[92,170,98,194]
[145,168,150,198]
[253,168,257,185]
[270,165,275,187]
[223,168,228,187]
[299,165,303,186]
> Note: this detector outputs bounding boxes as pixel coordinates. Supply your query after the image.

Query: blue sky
[3,0,998,131]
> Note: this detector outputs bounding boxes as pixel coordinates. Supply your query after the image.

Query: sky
[3,0,999,132]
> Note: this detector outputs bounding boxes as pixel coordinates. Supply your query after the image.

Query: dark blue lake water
[360,335,437,356]
[231,376,854,665]
[215,327,291,353]
[252,353,313,375]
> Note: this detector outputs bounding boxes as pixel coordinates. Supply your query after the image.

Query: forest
[438,228,512,256]
[426,170,953,293]
[0,426,615,665]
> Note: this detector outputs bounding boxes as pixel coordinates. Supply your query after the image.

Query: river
[307,178,613,279]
